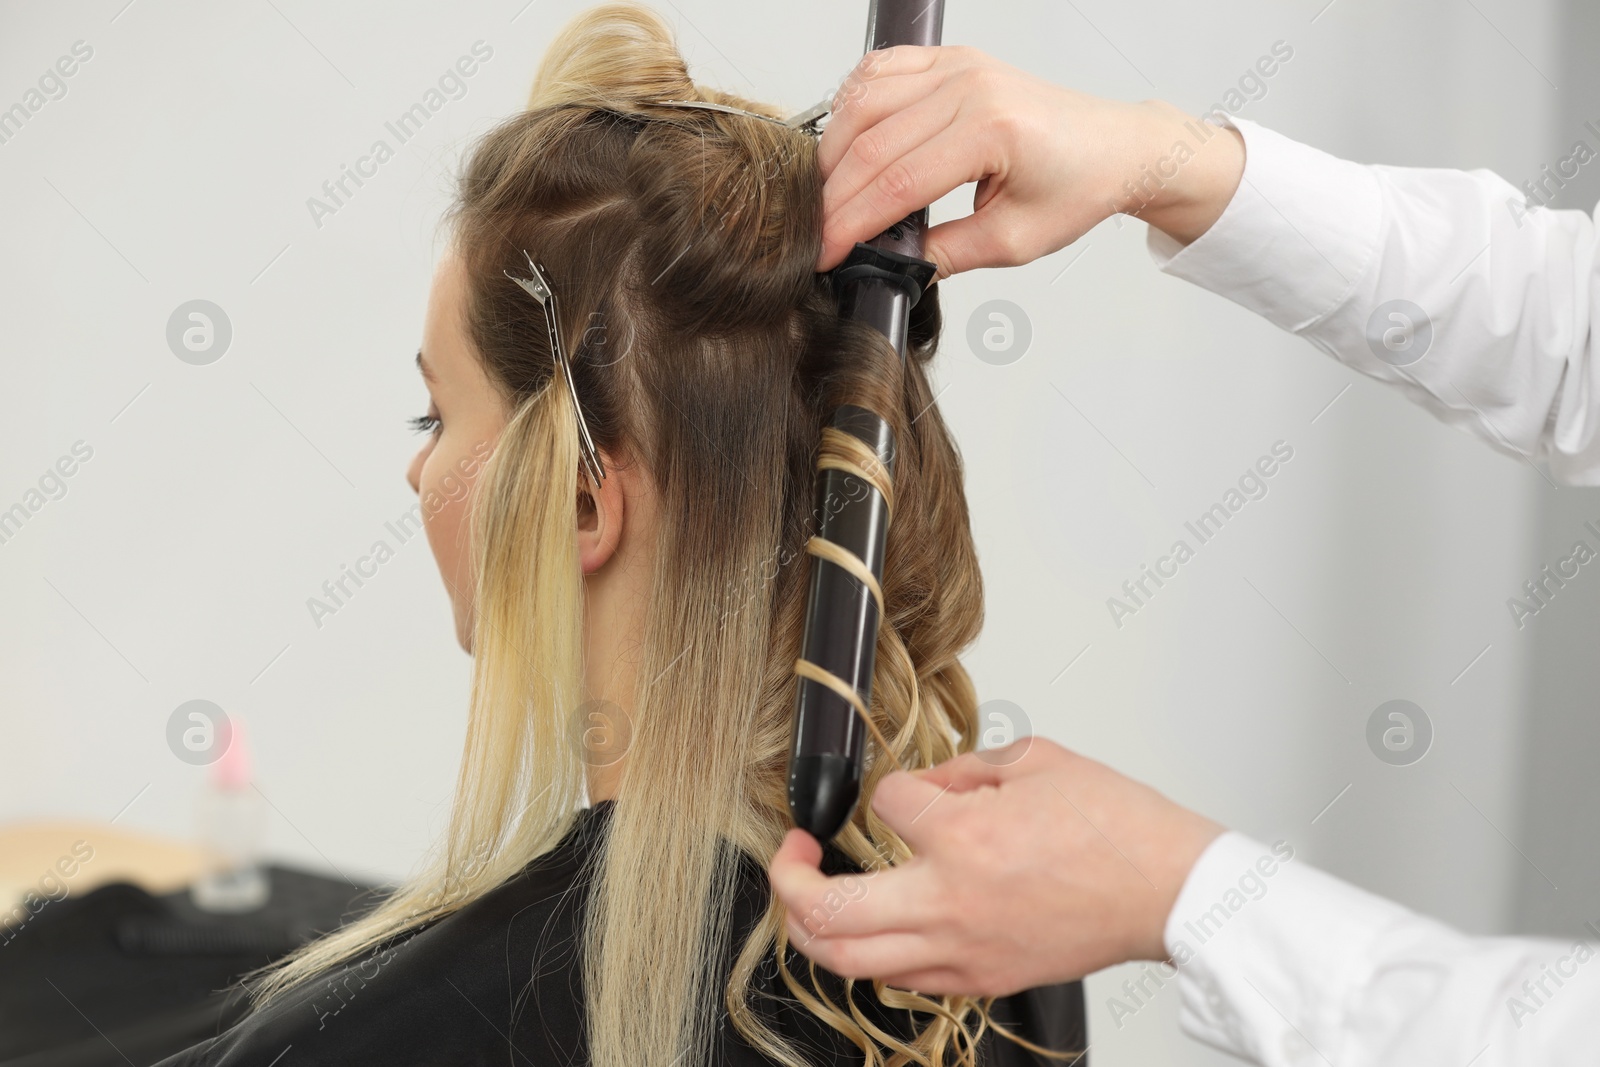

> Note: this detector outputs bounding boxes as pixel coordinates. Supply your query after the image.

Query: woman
[158,5,1085,1064]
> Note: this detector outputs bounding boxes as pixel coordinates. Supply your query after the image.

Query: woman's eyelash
[409,413,440,435]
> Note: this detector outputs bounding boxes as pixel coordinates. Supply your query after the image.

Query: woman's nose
[405,449,423,495]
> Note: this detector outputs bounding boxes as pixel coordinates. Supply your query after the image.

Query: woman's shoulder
[156,807,607,1067]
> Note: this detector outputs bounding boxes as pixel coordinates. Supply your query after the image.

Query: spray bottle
[190,714,270,912]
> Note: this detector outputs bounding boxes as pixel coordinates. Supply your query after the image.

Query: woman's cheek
[420,455,476,617]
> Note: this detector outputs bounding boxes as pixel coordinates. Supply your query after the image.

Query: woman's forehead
[421,254,473,382]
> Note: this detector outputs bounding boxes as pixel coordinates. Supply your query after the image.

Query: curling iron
[787,0,945,843]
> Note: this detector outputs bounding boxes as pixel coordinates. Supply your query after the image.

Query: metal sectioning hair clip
[502,251,607,487]
[783,95,833,133]
[646,97,831,135]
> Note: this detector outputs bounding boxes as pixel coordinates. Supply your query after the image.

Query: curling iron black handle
[865,0,945,52]
[861,0,943,264]
[787,0,945,843]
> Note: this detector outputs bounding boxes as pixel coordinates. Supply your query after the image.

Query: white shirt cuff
[1161,831,1421,1066]
[1146,116,1384,334]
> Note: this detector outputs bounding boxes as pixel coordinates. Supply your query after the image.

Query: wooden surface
[0,822,209,906]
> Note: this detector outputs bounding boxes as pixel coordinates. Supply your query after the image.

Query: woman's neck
[578,531,653,804]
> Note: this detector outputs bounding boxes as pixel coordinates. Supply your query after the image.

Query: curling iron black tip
[788,753,861,842]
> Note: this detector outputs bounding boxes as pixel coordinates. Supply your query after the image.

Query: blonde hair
[250,5,1077,1065]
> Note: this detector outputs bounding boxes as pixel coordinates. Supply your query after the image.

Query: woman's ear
[576,452,625,575]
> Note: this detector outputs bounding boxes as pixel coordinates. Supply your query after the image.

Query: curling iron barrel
[787,0,945,843]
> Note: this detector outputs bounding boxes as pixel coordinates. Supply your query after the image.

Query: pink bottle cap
[210,714,252,790]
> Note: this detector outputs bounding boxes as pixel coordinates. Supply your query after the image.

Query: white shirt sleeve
[1163,831,1600,1066]
[1146,116,1600,486]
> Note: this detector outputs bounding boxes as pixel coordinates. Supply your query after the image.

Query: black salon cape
[157,801,1086,1066]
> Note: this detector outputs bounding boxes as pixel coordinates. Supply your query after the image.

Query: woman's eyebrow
[416,349,436,382]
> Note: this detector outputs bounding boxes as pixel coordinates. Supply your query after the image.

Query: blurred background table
[0,822,380,1067]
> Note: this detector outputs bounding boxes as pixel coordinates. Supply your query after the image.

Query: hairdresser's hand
[767,738,1223,996]
[816,46,1245,278]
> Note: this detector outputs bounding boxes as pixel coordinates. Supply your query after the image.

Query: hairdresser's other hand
[767,738,1223,997]
[815,46,1245,278]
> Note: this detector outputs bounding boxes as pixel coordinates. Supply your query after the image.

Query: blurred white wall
[0,0,1586,1063]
